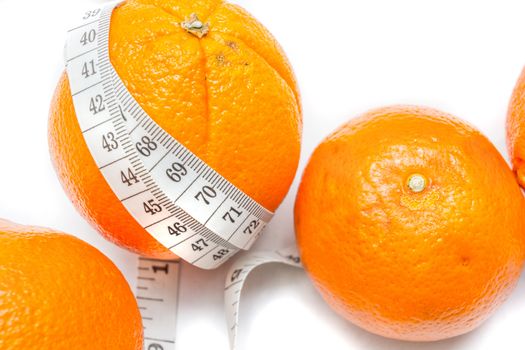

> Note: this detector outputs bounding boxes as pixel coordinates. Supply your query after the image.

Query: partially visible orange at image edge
[0,219,143,349]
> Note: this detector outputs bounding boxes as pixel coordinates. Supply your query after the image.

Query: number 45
[143,199,162,215]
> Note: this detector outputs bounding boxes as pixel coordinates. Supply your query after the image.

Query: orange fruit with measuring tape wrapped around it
[49,0,301,259]
[0,219,142,349]
[295,106,525,341]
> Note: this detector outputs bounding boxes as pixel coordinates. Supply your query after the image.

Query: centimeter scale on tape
[64,2,273,271]
[65,3,302,349]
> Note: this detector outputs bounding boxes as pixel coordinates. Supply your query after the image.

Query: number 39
[83,9,101,20]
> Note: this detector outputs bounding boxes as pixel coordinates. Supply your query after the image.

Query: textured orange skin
[0,219,143,349]
[295,106,525,341]
[507,67,525,187]
[49,0,301,259]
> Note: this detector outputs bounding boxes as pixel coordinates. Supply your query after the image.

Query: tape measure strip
[136,257,180,350]
[136,248,301,350]
[66,5,302,349]
[224,247,302,349]
[64,2,273,269]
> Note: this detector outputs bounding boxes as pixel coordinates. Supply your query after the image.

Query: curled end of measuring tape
[224,247,303,349]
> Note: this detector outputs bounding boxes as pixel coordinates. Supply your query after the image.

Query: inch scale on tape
[136,257,181,350]
[134,247,302,350]
[65,2,273,270]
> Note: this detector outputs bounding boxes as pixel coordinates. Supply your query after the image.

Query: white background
[1,0,525,349]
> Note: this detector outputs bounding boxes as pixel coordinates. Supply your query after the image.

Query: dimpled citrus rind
[295,105,525,341]
[0,219,143,349]
[507,67,525,187]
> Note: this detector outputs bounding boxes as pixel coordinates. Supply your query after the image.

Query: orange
[0,219,142,349]
[507,66,525,187]
[295,106,525,341]
[49,0,301,259]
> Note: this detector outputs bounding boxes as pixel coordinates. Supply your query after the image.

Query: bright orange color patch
[507,67,525,187]
[49,0,302,259]
[0,219,143,349]
[295,106,525,341]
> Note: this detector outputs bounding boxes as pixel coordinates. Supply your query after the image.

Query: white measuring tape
[136,257,180,350]
[224,247,302,348]
[65,2,273,271]
[65,3,302,349]
[134,249,302,350]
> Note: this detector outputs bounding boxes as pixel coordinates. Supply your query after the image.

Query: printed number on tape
[65,2,273,270]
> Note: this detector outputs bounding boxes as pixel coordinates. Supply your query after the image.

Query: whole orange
[0,219,142,349]
[295,106,525,341]
[49,0,301,259]
[507,66,525,187]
